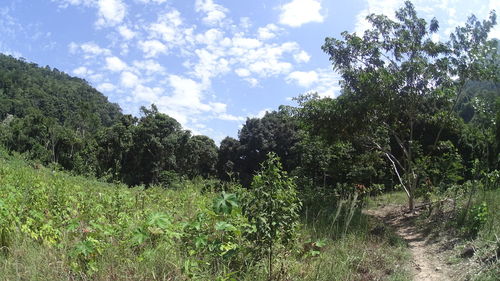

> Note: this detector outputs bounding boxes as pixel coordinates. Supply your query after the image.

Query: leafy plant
[243,152,301,279]
[213,192,239,215]
[467,202,489,237]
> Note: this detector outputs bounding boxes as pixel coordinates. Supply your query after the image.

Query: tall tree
[320,1,497,209]
[124,105,182,186]
[236,110,300,186]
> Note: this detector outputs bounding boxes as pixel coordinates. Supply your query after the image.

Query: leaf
[215,221,236,232]
[147,212,171,229]
[213,192,238,214]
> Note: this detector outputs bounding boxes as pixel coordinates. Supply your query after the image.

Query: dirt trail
[365,204,452,281]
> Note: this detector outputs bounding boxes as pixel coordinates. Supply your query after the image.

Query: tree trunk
[408,194,414,210]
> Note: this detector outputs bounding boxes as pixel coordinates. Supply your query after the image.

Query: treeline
[0,54,217,185]
[1,1,499,207]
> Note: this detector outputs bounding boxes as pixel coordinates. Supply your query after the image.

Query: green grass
[366,191,410,209]
[0,150,413,280]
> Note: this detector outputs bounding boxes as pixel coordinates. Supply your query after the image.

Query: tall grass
[0,151,412,280]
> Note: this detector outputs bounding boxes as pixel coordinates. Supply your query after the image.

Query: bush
[466,202,489,238]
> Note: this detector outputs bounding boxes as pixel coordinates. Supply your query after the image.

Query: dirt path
[365,204,452,281]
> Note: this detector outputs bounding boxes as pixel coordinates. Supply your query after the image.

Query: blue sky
[1,0,498,142]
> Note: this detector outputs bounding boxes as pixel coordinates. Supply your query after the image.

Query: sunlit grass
[0,151,413,280]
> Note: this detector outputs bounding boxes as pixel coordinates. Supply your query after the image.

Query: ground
[365,203,453,281]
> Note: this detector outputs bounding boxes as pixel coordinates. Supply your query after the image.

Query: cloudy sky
[1,0,498,142]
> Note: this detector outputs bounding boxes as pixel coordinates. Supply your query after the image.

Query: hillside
[0,54,122,128]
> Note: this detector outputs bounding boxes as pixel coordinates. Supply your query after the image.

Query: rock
[435,267,441,271]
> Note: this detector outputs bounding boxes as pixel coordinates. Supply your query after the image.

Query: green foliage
[243,152,301,279]
[0,147,415,280]
[464,202,489,238]
[220,109,301,186]
[0,55,220,186]
[299,0,499,209]
[213,192,239,215]
[0,54,122,127]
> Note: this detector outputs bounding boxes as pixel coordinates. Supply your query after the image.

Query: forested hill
[0,53,220,183]
[0,54,122,128]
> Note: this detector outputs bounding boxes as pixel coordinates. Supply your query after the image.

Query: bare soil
[365,204,452,281]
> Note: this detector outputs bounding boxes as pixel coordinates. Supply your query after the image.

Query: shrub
[467,202,489,238]
[243,152,302,279]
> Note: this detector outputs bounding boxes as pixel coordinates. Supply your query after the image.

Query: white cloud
[80,42,110,55]
[239,17,252,30]
[96,0,126,27]
[196,28,225,45]
[245,77,259,87]
[235,68,251,77]
[137,0,168,4]
[293,50,311,63]
[209,102,227,113]
[117,25,136,40]
[52,0,94,8]
[121,71,140,88]
[218,113,245,121]
[146,75,210,125]
[149,10,182,41]
[232,36,263,49]
[252,108,272,119]
[105,56,127,72]
[138,40,168,57]
[132,84,162,103]
[314,71,342,98]
[195,0,228,26]
[167,75,208,110]
[69,42,111,57]
[193,49,231,83]
[133,59,166,75]
[354,0,401,34]
[73,66,92,76]
[97,82,116,92]
[353,0,498,40]
[258,24,281,40]
[279,0,324,27]
[60,0,319,141]
[146,9,196,53]
[286,71,318,87]
[234,41,299,77]
[287,68,341,97]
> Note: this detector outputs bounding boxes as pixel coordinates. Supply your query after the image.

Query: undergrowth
[0,150,412,280]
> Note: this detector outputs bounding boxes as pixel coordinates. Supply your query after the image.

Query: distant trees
[215,109,301,186]
[0,55,219,186]
[95,105,219,186]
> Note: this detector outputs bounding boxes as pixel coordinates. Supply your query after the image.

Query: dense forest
[0,1,499,280]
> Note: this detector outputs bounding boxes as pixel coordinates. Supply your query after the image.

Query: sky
[1,0,499,143]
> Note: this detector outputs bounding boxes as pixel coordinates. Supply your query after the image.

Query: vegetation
[0,1,498,280]
[0,149,412,280]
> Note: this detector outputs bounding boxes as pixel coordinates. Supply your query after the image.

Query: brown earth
[365,204,452,281]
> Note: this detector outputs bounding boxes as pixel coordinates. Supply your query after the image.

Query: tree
[236,110,300,186]
[217,136,241,181]
[320,1,497,209]
[95,114,137,182]
[184,135,218,178]
[124,105,182,186]
[243,153,301,280]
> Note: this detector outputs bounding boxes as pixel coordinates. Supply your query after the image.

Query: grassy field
[0,150,413,280]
